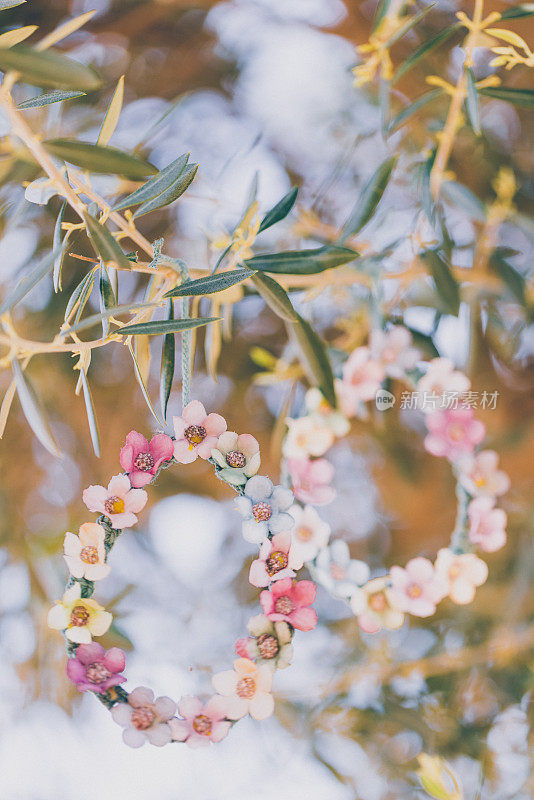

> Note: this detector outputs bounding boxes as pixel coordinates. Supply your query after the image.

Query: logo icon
[375,389,395,411]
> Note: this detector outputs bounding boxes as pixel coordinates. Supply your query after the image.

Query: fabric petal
[248,691,274,720]
[210,720,231,742]
[150,433,174,465]
[215,431,238,452]
[82,485,108,512]
[65,658,86,684]
[63,531,82,558]
[182,400,207,425]
[47,603,70,630]
[244,475,273,502]
[111,702,133,726]
[212,670,238,696]
[154,696,177,720]
[66,626,92,644]
[119,444,134,472]
[88,611,112,636]
[102,647,125,673]
[169,719,191,741]
[293,580,317,606]
[75,642,104,665]
[204,412,227,437]
[177,695,204,720]
[124,431,149,455]
[129,470,153,488]
[289,606,317,631]
[129,686,155,707]
[107,474,131,497]
[122,727,146,748]
[146,722,172,747]
[84,563,111,581]
[173,439,198,464]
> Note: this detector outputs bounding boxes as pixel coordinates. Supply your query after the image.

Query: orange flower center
[192,714,212,736]
[274,595,293,615]
[236,676,256,699]
[330,564,346,581]
[80,545,99,564]
[86,662,111,683]
[70,605,90,627]
[184,425,206,445]
[252,502,272,522]
[131,706,155,730]
[369,592,387,612]
[257,633,279,659]
[448,424,465,442]
[266,551,288,576]
[297,526,313,542]
[407,584,422,598]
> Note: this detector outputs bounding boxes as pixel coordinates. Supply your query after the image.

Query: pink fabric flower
[416,357,471,411]
[66,642,126,693]
[83,474,148,529]
[287,457,335,505]
[338,346,385,415]
[111,686,176,748]
[260,577,317,631]
[457,450,510,498]
[173,400,227,464]
[350,576,405,634]
[434,548,488,605]
[369,326,420,378]
[468,496,507,552]
[389,558,448,617]
[249,531,304,588]
[212,658,274,720]
[119,431,174,488]
[424,407,486,462]
[169,696,231,748]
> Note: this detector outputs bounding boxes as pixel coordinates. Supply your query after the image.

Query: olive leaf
[0,0,27,9]
[388,89,443,132]
[465,68,481,135]
[258,187,298,233]
[61,301,157,337]
[0,25,37,48]
[79,370,101,458]
[490,248,526,306]
[97,75,124,146]
[36,10,96,50]
[159,300,175,422]
[18,89,86,109]
[441,181,486,222]
[245,244,358,275]
[250,272,299,323]
[478,86,534,108]
[64,269,96,322]
[133,164,198,217]
[128,342,163,427]
[53,200,67,292]
[421,250,460,315]
[98,262,116,337]
[118,316,220,336]
[43,139,156,179]
[290,314,337,408]
[393,24,460,83]
[111,153,190,212]
[0,243,64,314]
[12,359,61,457]
[340,155,397,240]
[83,211,132,270]
[0,46,101,91]
[165,268,253,298]
[382,4,435,49]
[500,4,534,18]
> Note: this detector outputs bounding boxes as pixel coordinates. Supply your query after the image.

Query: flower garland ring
[48,325,510,748]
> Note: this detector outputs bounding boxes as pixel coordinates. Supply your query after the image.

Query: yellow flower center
[104,496,125,514]
[80,545,99,564]
[193,715,212,736]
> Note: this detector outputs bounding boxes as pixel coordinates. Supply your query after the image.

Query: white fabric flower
[235,475,293,544]
[212,658,274,720]
[211,432,261,485]
[282,415,334,459]
[311,540,370,599]
[288,503,330,563]
[63,522,110,581]
[111,687,176,748]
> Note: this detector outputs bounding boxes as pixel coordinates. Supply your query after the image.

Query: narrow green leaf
[0,244,62,314]
[422,250,460,315]
[393,24,460,83]
[99,263,116,337]
[478,86,534,108]
[250,272,299,323]
[12,359,61,457]
[500,4,534,18]
[258,187,298,233]
[290,315,336,408]
[61,301,157,336]
[340,155,397,240]
[133,164,198,217]
[118,316,219,336]
[64,269,95,322]
[0,46,101,91]
[372,0,392,32]
[43,139,156,180]
[416,149,436,224]
[465,68,481,135]
[164,268,253,298]
[441,181,486,222]
[83,211,132,270]
[245,244,358,275]
[97,74,124,146]
[0,0,27,9]
[490,248,526,306]
[388,89,443,132]
[53,200,66,292]
[242,171,259,216]
[383,4,435,49]
[379,77,391,134]
[111,153,190,212]
[80,370,101,458]
[127,342,163,427]
[18,89,86,108]
[159,300,175,422]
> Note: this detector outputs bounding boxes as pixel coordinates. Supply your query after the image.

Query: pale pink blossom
[260,577,317,631]
[66,643,126,693]
[212,658,274,720]
[457,450,510,498]
[434,548,488,605]
[417,358,471,412]
[350,576,405,633]
[173,400,226,464]
[83,474,148,529]
[338,347,385,415]
[169,696,231,748]
[288,503,330,563]
[287,457,335,505]
[249,531,304,587]
[389,557,448,617]
[370,326,420,378]
[424,407,486,462]
[119,431,174,488]
[63,522,110,581]
[111,687,176,748]
[305,387,350,437]
[283,415,334,459]
[468,496,507,552]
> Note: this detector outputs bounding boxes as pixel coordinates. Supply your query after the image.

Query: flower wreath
[47,325,509,749]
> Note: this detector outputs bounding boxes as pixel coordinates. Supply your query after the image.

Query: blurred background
[0,0,533,798]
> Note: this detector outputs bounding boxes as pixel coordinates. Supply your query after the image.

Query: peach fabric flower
[63,522,110,581]
[434,548,488,605]
[389,557,448,618]
[173,400,226,463]
[458,450,510,498]
[212,658,274,720]
[119,431,174,487]
[287,457,335,505]
[468,496,507,552]
[350,576,405,633]
[339,346,385,414]
[249,531,304,587]
[83,474,147,529]
[169,696,231,748]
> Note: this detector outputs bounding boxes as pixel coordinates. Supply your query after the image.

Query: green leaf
[61,301,157,336]
[250,272,299,323]
[490,248,526,306]
[118,316,219,336]
[340,155,397,239]
[258,187,298,233]
[245,244,358,275]
[83,211,132,270]
[0,0,27,9]
[64,270,95,322]
[478,86,534,108]
[441,181,486,222]
[18,89,86,109]
[43,140,156,180]
[133,164,198,217]
[111,153,190,212]
[500,4,534,18]
[128,342,163,427]
[53,200,67,292]
[372,0,392,32]
[79,370,100,458]
[422,250,460,315]
[0,46,101,91]
[0,245,62,314]
[12,359,61,457]
[99,263,116,337]
[164,268,253,298]
[290,315,336,407]
[416,149,436,224]
[393,24,460,83]
[465,68,481,134]
[383,4,435,49]
[97,74,124,146]
[159,300,175,422]
[388,89,443,132]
